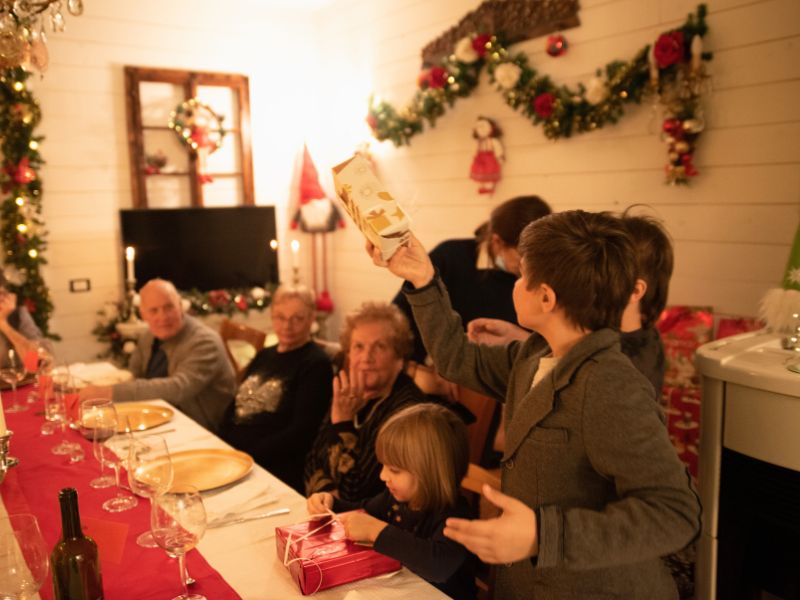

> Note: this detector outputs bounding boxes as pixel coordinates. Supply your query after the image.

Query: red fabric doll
[469,116,504,194]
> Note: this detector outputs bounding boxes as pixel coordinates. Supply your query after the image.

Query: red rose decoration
[472,34,491,57]
[533,93,556,119]
[428,67,447,89]
[653,31,685,69]
[366,113,378,131]
[208,290,231,307]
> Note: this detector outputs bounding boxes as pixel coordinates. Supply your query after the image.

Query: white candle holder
[0,431,19,484]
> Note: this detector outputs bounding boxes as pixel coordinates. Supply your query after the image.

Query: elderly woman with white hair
[220,284,333,493]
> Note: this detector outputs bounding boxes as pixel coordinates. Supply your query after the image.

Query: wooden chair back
[219,318,266,379]
[454,385,499,465]
[461,463,501,600]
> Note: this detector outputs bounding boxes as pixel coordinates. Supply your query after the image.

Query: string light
[29,140,39,150]
[14,197,25,206]
[12,82,24,91]
[28,249,38,258]
[16,223,28,233]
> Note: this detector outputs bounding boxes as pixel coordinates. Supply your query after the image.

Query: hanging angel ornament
[469,116,504,194]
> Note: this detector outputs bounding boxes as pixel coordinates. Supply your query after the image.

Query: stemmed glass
[79,398,117,489]
[24,343,52,404]
[151,485,207,600]
[0,513,49,599]
[128,435,173,547]
[1,349,28,413]
[99,434,139,513]
[49,367,81,456]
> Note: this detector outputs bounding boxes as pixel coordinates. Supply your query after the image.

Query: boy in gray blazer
[369,210,700,600]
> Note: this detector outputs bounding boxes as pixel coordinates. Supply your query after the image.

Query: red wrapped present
[276,512,401,595]
[662,385,701,479]
[657,305,713,388]
[715,316,763,340]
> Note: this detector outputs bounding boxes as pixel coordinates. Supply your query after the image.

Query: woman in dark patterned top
[304,302,426,502]
[220,285,332,493]
[308,403,477,600]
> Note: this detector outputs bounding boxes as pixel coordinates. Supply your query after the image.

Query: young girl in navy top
[307,403,476,599]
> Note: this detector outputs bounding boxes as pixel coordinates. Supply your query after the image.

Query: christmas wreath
[367,5,711,185]
[168,98,226,154]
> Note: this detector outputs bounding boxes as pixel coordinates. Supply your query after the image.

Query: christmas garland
[93,285,274,366]
[368,5,711,185]
[0,66,56,336]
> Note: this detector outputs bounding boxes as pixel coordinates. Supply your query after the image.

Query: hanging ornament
[7,157,37,184]
[546,34,568,57]
[168,98,226,185]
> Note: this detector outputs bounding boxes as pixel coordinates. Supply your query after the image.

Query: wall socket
[69,278,91,293]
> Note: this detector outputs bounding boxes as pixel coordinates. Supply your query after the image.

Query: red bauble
[662,118,683,137]
[24,298,36,314]
[532,92,556,119]
[12,157,36,184]
[234,295,248,311]
[546,34,568,57]
[653,31,685,68]
[472,34,491,57]
[365,113,378,131]
[190,125,210,148]
[681,153,699,176]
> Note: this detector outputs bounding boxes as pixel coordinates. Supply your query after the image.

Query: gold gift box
[332,154,411,260]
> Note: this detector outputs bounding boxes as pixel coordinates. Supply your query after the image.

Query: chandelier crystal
[0,0,85,73]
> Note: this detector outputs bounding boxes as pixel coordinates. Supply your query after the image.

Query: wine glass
[1,349,27,413]
[49,367,81,456]
[0,513,49,599]
[128,435,173,547]
[79,398,117,489]
[99,434,139,513]
[151,485,207,600]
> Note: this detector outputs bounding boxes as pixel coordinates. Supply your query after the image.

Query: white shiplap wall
[31,0,320,361]
[17,0,800,359]
[310,0,800,337]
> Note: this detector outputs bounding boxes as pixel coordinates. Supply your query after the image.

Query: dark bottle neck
[58,488,84,540]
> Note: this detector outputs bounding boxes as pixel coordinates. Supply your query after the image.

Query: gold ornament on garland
[368,5,712,186]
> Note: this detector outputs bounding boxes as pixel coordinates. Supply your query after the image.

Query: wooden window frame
[124,66,255,208]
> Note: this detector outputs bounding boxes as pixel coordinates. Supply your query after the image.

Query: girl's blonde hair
[375,403,469,513]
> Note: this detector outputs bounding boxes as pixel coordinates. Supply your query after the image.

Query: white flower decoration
[494,62,522,90]
[585,76,608,105]
[454,36,479,63]
[181,298,191,312]
[250,286,266,301]
[122,340,137,354]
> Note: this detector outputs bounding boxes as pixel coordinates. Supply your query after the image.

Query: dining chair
[453,385,499,465]
[219,318,267,379]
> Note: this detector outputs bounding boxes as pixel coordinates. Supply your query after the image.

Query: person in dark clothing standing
[220,284,332,493]
[308,403,477,600]
[393,195,551,364]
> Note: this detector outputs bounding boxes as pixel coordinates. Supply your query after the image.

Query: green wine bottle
[51,487,104,600]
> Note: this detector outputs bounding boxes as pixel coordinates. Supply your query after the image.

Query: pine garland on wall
[0,66,56,337]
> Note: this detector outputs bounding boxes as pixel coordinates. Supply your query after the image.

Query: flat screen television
[119,206,279,291]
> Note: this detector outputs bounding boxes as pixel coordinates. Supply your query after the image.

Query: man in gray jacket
[80,279,235,432]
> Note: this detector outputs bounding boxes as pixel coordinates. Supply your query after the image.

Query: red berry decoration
[662,118,683,137]
[546,34,568,57]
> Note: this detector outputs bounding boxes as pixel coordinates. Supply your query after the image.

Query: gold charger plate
[116,403,174,432]
[169,448,254,492]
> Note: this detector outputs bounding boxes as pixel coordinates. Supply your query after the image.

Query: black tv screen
[120,206,279,291]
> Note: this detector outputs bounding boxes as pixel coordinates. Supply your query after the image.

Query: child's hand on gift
[307,492,334,515]
[366,234,434,289]
[340,511,387,545]
[443,484,539,564]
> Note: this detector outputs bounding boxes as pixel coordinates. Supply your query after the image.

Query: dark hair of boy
[518,210,637,331]
[620,209,675,327]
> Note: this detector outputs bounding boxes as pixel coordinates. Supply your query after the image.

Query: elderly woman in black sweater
[220,284,332,493]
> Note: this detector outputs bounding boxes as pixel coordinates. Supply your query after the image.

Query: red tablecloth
[1,386,242,600]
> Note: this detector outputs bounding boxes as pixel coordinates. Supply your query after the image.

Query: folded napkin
[69,362,133,387]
